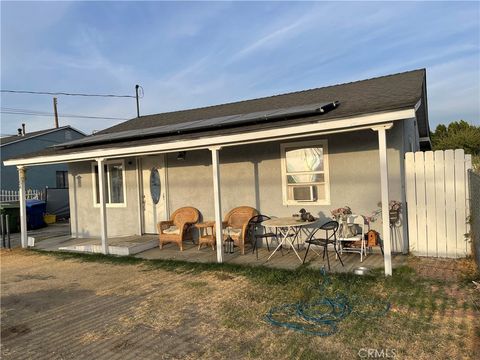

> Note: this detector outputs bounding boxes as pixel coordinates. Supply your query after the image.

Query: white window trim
[91,160,127,208]
[280,139,331,206]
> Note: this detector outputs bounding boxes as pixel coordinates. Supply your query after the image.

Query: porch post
[70,172,79,238]
[373,124,393,276]
[96,158,108,254]
[210,146,224,263]
[17,166,28,248]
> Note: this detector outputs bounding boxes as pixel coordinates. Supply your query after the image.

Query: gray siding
[1,129,84,190]
[68,121,412,252]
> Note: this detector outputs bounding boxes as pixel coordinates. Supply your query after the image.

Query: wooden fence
[469,170,480,269]
[0,189,45,203]
[405,149,472,258]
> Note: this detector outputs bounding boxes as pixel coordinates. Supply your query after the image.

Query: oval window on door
[150,168,161,204]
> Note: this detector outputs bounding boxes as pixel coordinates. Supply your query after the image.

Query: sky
[1,1,479,136]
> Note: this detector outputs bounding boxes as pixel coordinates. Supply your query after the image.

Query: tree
[430,120,479,171]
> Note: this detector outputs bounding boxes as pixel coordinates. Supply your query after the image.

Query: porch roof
[4,69,428,166]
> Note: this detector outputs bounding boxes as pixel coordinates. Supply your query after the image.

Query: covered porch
[7,107,417,276]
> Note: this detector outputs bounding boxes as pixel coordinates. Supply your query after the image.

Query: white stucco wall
[68,157,140,238]
[68,121,410,252]
[167,124,406,252]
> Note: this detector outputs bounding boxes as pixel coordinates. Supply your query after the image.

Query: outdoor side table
[195,222,216,251]
[262,217,319,263]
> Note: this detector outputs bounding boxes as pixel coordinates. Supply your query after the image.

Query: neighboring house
[4,69,431,275]
[1,126,86,190]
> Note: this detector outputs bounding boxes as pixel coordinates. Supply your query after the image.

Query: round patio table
[262,217,319,262]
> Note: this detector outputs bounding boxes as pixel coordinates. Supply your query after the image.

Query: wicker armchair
[158,207,200,251]
[222,206,258,255]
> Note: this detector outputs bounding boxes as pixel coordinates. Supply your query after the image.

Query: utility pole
[135,85,140,118]
[53,97,59,128]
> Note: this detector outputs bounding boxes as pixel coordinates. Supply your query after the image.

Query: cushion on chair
[223,227,242,237]
[162,226,180,235]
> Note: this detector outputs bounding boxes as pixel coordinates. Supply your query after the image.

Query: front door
[141,155,167,234]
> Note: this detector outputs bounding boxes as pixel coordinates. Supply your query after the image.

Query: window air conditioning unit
[293,186,316,202]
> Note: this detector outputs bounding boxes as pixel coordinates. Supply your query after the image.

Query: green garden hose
[265,268,390,336]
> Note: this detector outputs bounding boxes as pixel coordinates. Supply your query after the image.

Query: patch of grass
[30,249,144,265]
[18,248,480,359]
[32,248,317,285]
[184,280,208,288]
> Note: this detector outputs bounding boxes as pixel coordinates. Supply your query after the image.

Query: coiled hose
[265,268,390,336]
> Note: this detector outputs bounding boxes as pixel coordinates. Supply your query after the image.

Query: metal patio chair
[246,215,282,259]
[303,220,344,270]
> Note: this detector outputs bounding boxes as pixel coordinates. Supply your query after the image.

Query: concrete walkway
[2,223,71,249]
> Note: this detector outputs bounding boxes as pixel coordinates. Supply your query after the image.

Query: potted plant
[331,206,353,238]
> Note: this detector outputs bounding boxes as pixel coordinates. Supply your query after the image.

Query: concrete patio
[34,234,158,256]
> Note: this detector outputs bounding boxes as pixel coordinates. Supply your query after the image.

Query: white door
[141,155,167,234]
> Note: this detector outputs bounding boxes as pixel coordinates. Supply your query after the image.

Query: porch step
[59,238,158,256]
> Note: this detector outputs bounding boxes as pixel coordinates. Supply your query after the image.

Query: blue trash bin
[26,200,47,230]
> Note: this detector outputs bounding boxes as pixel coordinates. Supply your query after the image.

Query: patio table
[262,217,319,262]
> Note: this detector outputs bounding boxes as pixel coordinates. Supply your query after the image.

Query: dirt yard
[1,249,479,359]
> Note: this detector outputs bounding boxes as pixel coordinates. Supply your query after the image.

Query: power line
[1,111,127,121]
[1,89,136,98]
[1,107,128,121]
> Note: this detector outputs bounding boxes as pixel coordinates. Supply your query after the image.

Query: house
[3,69,431,275]
[1,125,86,190]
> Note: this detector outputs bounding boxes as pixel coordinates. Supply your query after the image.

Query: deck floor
[34,234,407,273]
[137,241,406,272]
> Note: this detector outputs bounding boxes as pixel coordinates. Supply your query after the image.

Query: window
[150,168,161,204]
[281,140,330,205]
[92,161,126,206]
[56,171,68,188]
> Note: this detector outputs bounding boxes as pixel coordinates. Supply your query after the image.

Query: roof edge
[4,107,416,167]
[0,126,86,147]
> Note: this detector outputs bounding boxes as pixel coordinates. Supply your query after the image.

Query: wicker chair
[222,206,258,255]
[158,207,200,251]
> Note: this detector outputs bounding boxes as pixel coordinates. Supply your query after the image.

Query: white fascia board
[4,108,415,167]
[414,99,422,112]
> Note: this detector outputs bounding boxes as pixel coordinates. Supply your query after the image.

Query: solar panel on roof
[55,101,339,149]
[177,114,240,131]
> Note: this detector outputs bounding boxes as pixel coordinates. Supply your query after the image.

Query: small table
[195,222,216,250]
[262,217,319,262]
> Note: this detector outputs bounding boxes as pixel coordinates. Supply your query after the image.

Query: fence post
[444,150,456,257]
[405,153,417,254]
[454,150,466,257]
[425,151,436,257]
[414,152,427,256]
[468,170,480,269]
[434,150,447,257]
[465,155,472,255]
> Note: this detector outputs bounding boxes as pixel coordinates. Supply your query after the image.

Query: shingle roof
[99,68,427,136]
[4,69,429,161]
[0,126,85,147]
